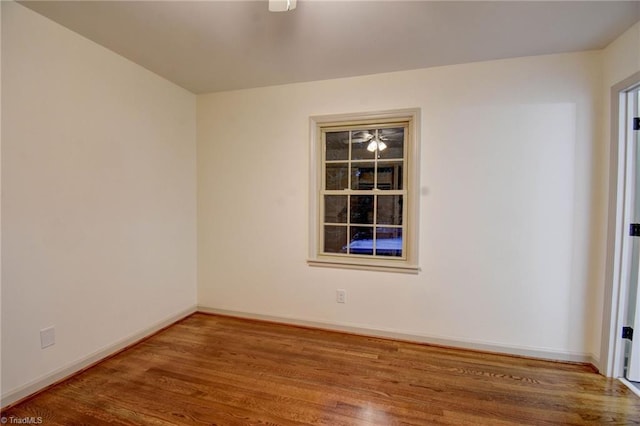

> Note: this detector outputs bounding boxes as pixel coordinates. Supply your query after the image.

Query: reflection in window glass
[326,163,349,190]
[376,227,402,257]
[376,161,403,190]
[351,129,376,160]
[350,195,374,224]
[377,195,403,225]
[320,120,409,262]
[377,128,404,160]
[325,131,349,161]
[348,226,374,255]
[324,226,347,253]
[351,163,375,190]
[324,195,348,223]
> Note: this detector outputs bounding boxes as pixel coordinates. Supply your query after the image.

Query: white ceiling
[18,0,640,94]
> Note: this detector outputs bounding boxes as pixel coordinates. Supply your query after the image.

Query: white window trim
[308,108,421,274]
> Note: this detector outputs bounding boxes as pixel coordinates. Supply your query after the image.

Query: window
[309,109,420,273]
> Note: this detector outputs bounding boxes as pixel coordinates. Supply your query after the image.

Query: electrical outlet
[336,289,346,304]
[40,326,55,349]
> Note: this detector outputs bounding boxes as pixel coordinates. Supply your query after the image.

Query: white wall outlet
[336,289,346,304]
[40,326,55,349]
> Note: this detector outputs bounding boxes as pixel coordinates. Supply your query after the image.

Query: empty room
[2,0,640,424]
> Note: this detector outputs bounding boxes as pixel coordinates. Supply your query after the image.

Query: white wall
[604,21,640,87]
[1,2,197,403]
[198,51,603,362]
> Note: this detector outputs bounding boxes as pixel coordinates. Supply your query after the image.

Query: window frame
[308,109,421,273]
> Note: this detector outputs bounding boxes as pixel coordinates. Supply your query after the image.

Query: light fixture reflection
[367,139,387,152]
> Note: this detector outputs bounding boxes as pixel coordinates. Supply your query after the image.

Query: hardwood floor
[3,313,640,425]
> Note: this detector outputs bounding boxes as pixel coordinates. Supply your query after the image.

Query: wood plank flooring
[3,313,640,425]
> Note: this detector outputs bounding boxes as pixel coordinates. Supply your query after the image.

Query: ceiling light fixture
[269,0,297,12]
[367,139,387,153]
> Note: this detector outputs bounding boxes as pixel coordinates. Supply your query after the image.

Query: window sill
[307,258,420,274]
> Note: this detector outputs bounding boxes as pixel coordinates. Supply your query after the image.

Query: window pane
[348,226,374,255]
[351,163,375,190]
[376,227,403,257]
[350,195,374,224]
[376,161,403,190]
[377,195,403,225]
[324,225,347,253]
[378,127,404,159]
[326,163,349,190]
[351,129,376,160]
[325,131,349,161]
[324,195,348,223]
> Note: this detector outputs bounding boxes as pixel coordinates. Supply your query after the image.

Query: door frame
[602,71,640,378]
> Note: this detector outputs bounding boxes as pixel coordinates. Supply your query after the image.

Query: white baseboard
[2,304,598,409]
[620,378,640,398]
[1,305,197,409]
[198,306,597,367]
